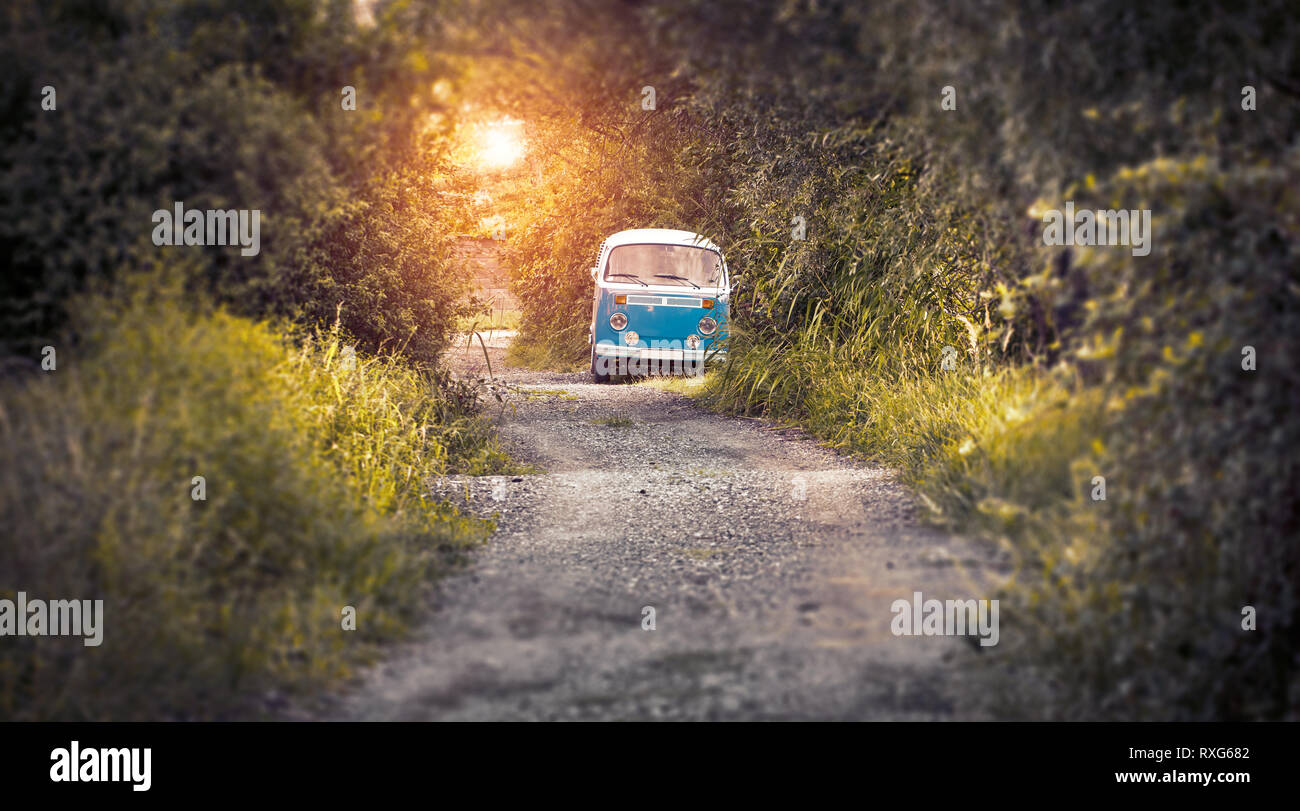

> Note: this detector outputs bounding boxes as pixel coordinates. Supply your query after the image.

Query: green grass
[0,279,520,720]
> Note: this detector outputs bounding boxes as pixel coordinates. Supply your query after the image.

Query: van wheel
[590,346,609,383]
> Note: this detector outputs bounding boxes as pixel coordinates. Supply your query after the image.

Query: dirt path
[306,332,1004,720]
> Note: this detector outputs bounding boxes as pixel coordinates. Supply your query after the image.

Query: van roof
[600,228,722,254]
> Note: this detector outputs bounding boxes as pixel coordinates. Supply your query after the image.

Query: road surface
[303,331,1003,720]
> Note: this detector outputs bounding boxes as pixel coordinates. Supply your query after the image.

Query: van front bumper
[593,344,727,363]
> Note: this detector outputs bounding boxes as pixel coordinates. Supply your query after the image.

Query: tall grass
[658,114,1299,720]
[0,277,518,720]
[695,222,1298,720]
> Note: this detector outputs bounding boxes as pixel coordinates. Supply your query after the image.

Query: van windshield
[605,244,723,288]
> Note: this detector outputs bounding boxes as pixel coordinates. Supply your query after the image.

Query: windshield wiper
[654,274,700,289]
[607,273,648,287]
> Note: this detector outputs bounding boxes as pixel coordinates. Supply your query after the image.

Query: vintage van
[588,228,730,382]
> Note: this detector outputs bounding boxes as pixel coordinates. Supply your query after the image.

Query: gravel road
[308,332,1004,720]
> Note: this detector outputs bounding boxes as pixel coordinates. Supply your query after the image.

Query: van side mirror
[589,267,598,280]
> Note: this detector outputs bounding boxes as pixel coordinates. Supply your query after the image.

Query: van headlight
[609,312,627,330]
[697,316,718,335]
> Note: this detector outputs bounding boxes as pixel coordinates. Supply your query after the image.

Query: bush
[0,0,471,365]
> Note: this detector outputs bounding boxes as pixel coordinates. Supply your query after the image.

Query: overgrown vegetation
[494,0,1300,718]
[0,1,526,719]
[0,272,518,720]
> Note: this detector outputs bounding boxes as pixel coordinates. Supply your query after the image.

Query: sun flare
[478,119,525,169]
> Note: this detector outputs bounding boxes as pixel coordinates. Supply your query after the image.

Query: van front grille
[626,295,703,307]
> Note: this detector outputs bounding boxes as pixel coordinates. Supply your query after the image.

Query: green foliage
[0,272,516,720]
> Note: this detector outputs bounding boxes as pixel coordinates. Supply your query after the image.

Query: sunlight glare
[478,119,524,170]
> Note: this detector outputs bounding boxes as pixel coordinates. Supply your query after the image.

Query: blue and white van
[588,228,730,382]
